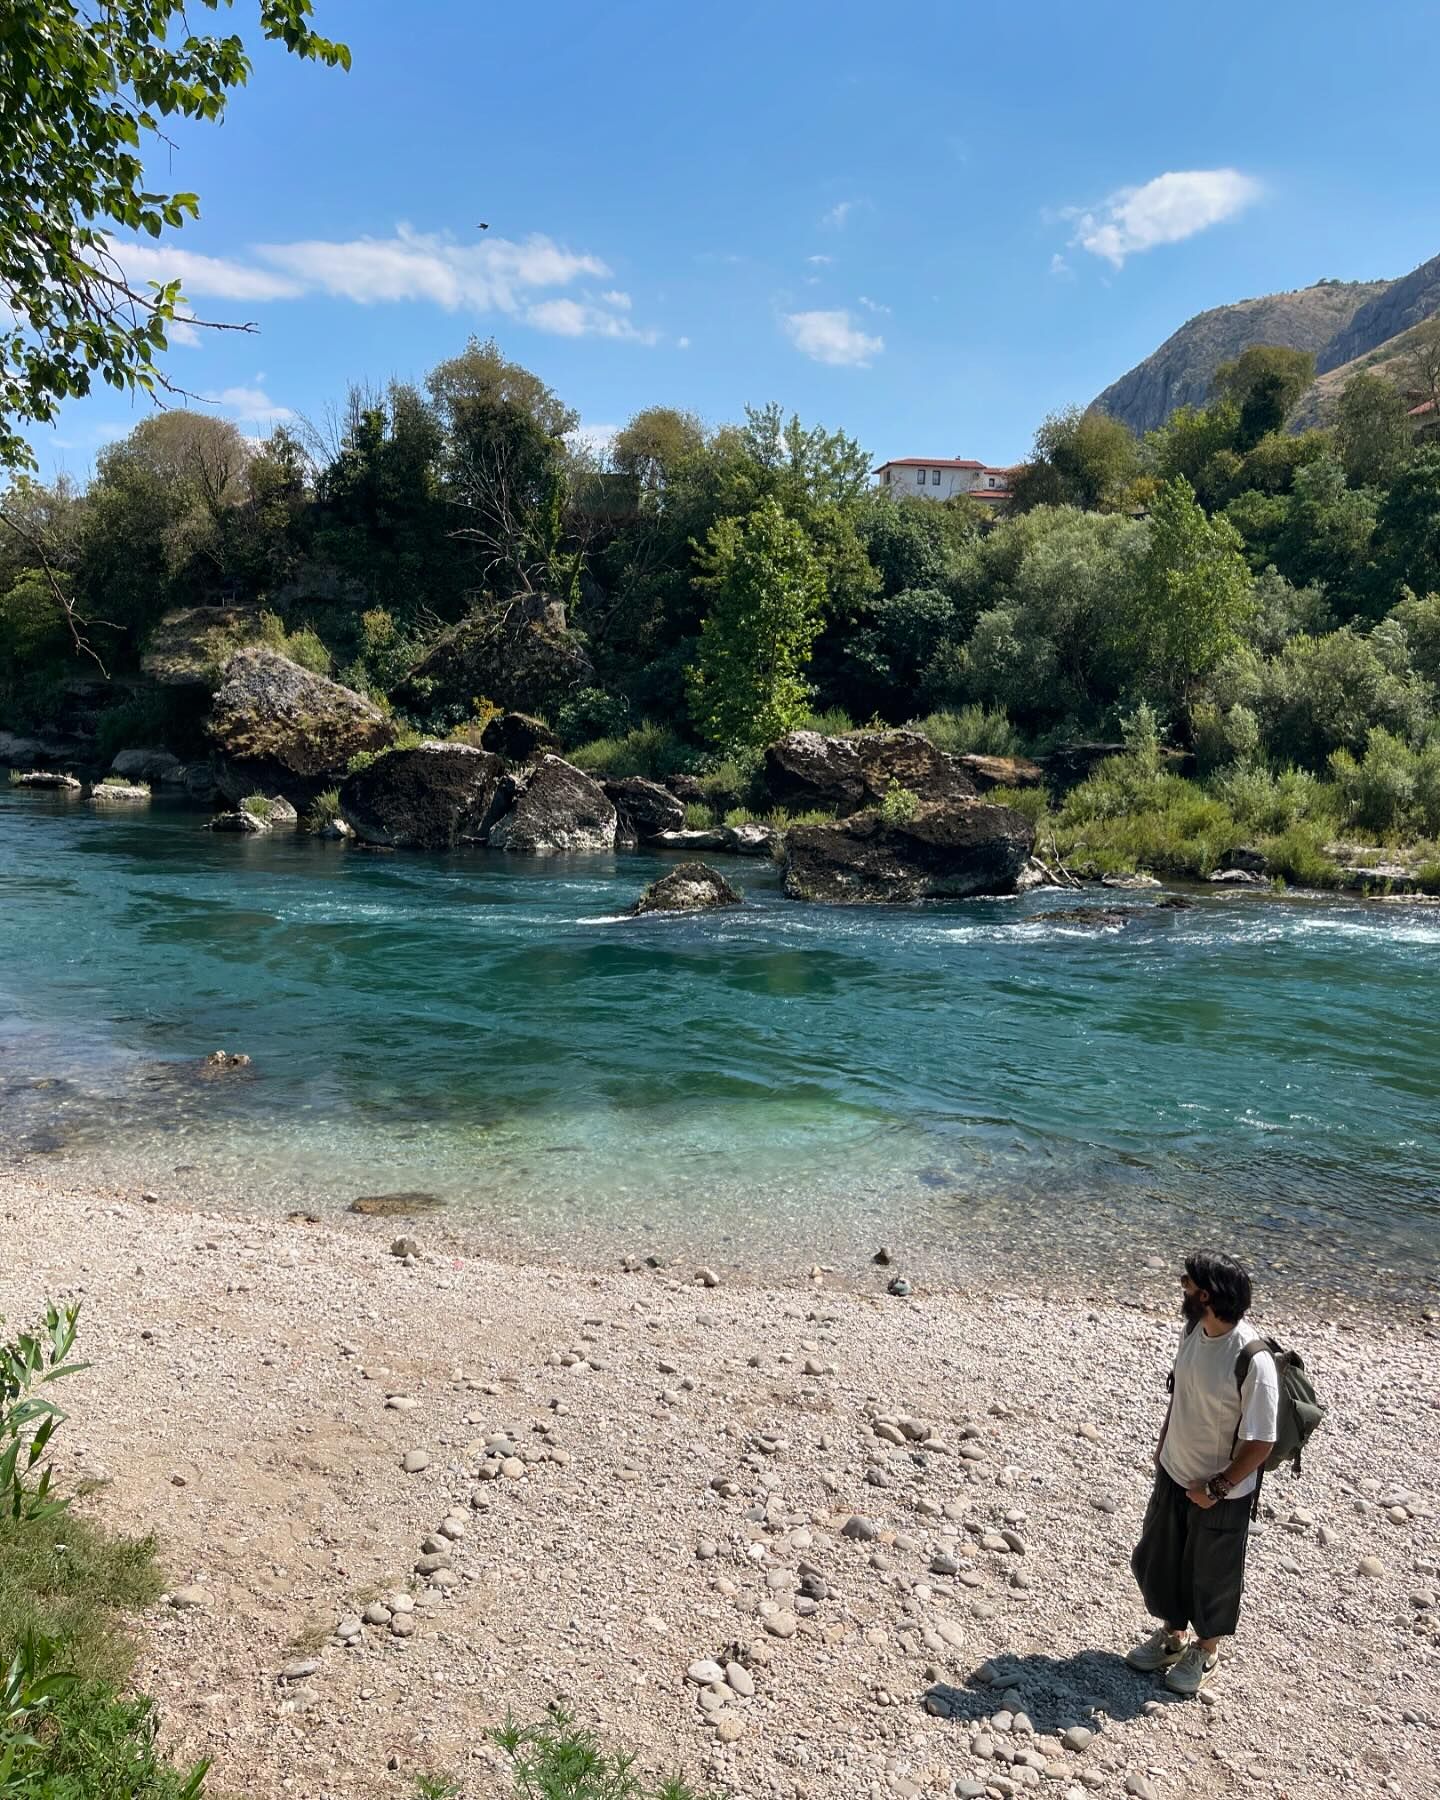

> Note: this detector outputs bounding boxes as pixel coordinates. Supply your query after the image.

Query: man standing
[1126,1250,1279,1695]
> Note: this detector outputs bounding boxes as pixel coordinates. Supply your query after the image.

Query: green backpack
[1232,1335,1326,1477]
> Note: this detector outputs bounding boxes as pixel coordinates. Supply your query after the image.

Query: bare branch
[0,504,116,677]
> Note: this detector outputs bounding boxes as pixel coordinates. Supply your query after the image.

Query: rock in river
[604,776,686,844]
[630,862,743,915]
[782,801,1034,904]
[207,648,394,805]
[394,593,593,719]
[339,743,506,851]
[488,755,617,855]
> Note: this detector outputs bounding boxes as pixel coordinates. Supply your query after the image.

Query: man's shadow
[926,1649,1183,1732]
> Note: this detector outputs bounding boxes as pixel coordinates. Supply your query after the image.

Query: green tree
[1336,372,1415,487]
[0,1,348,470]
[1271,453,1378,612]
[612,406,706,501]
[1370,444,1440,610]
[686,498,826,748]
[1146,402,1242,509]
[1211,346,1316,449]
[1008,406,1141,513]
[1122,477,1253,723]
[427,339,580,597]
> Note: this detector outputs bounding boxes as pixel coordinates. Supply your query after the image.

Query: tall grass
[567,724,689,780]
[911,705,1023,757]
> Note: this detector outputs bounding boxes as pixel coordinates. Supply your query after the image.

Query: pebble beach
[1,1171,1437,1800]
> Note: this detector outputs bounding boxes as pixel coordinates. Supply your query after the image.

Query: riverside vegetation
[4,339,1440,887]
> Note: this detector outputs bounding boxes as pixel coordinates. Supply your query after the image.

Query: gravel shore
[2,1172,1437,1800]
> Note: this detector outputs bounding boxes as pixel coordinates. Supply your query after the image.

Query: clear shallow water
[2,787,1439,1296]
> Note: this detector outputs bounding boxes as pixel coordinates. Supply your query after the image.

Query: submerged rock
[782,802,1034,904]
[339,743,505,851]
[604,776,685,844]
[207,809,267,833]
[208,649,393,805]
[348,1192,446,1217]
[480,711,561,762]
[488,755,617,855]
[764,728,979,816]
[630,862,743,915]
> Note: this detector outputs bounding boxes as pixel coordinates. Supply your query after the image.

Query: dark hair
[1184,1250,1253,1323]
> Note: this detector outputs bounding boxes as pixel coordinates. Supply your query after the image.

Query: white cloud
[782,309,882,368]
[807,254,834,266]
[107,225,659,341]
[568,421,619,458]
[524,297,660,343]
[1069,169,1261,267]
[1049,253,1073,279]
[858,295,891,315]
[215,385,295,425]
[822,200,856,229]
[677,335,691,350]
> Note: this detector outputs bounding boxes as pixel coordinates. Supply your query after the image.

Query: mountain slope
[1317,251,1440,373]
[1291,313,1440,430]
[1091,280,1387,436]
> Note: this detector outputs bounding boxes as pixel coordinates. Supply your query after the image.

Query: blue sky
[37,0,1440,480]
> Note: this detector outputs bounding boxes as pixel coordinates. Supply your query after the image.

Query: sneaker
[1164,1640,1218,1695]
[1125,1626,1187,1672]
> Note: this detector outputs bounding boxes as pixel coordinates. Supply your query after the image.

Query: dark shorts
[1131,1469,1253,1639]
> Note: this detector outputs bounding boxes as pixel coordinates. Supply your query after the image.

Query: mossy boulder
[393,594,594,719]
[207,649,394,805]
[338,742,506,850]
[141,606,266,688]
[479,711,562,762]
[764,729,981,817]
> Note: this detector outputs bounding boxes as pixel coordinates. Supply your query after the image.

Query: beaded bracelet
[1206,1473,1234,1502]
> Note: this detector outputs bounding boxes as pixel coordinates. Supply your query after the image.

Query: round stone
[402,1449,430,1473]
[725,1661,754,1696]
[168,1585,207,1610]
[500,1457,526,1479]
[1061,1726,1093,1753]
[362,1602,392,1626]
[762,1609,797,1638]
[389,1613,415,1638]
[687,1659,725,1686]
[1358,1556,1386,1577]
[713,1712,744,1742]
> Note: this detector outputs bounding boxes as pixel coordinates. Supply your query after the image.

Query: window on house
[987,476,996,487]
[916,468,925,485]
[931,469,941,485]
[883,468,890,483]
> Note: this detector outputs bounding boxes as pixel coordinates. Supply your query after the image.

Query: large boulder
[207,649,394,805]
[953,752,1045,792]
[141,606,266,687]
[339,743,505,850]
[764,729,980,816]
[630,862,744,916]
[110,747,187,786]
[488,755,617,855]
[782,801,1035,904]
[479,711,561,762]
[604,776,685,845]
[394,594,594,719]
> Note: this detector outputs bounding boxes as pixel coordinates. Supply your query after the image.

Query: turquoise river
[2,787,1438,1298]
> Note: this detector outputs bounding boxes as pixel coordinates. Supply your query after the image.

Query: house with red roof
[873,456,1017,504]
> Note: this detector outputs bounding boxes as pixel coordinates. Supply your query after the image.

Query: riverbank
[2,1172,1436,1800]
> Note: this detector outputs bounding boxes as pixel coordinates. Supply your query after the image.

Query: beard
[1181,1291,1207,1325]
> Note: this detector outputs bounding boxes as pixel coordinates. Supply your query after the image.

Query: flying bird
[477,222,489,230]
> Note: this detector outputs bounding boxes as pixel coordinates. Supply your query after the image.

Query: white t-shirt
[1159,1318,1279,1500]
